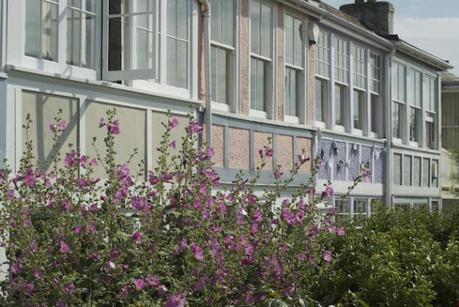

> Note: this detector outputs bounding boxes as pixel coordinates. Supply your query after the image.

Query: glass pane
[42,1,59,61]
[260,3,271,58]
[250,1,260,55]
[422,158,430,187]
[404,156,412,186]
[167,0,177,36]
[109,0,123,15]
[284,14,293,65]
[211,46,230,104]
[83,14,96,68]
[222,0,234,46]
[25,0,41,57]
[135,14,155,70]
[354,90,364,130]
[315,79,325,122]
[85,0,96,12]
[393,154,402,185]
[335,84,345,126]
[393,103,401,138]
[293,18,303,67]
[69,0,82,9]
[167,38,188,88]
[67,9,81,66]
[371,94,378,133]
[250,58,266,111]
[336,199,350,214]
[285,67,298,116]
[108,17,124,71]
[353,200,367,214]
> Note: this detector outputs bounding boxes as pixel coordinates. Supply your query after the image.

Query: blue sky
[323,0,459,75]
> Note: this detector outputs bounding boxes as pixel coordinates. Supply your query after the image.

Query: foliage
[310,206,459,306]
[0,109,344,306]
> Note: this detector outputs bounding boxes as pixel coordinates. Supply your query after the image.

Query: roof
[316,0,452,71]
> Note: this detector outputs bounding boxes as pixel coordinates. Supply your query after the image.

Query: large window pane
[353,44,366,89]
[335,84,346,126]
[250,0,272,57]
[250,58,268,111]
[25,0,41,57]
[393,102,401,139]
[316,78,327,122]
[334,37,349,84]
[371,94,379,134]
[167,0,189,88]
[211,46,231,104]
[409,107,420,142]
[353,90,364,130]
[211,0,234,46]
[42,1,59,61]
[285,67,299,117]
[316,31,330,78]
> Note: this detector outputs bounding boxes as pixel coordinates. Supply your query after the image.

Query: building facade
[0,0,453,215]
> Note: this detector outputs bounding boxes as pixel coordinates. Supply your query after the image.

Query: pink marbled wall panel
[229,128,250,169]
[296,137,312,174]
[254,131,273,171]
[212,125,225,168]
[307,27,318,124]
[276,135,293,172]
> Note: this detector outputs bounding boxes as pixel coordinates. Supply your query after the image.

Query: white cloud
[395,18,459,75]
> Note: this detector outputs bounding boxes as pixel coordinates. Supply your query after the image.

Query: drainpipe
[198,0,212,148]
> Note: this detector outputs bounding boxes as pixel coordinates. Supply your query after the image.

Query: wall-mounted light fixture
[308,22,320,44]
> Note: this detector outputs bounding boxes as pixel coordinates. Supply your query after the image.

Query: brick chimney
[339,0,394,36]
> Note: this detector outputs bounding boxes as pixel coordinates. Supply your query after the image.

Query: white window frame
[102,0,199,99]
[210,0,239,113]
[333,35,349,132]
[248,0,275,119]
[392,61,407,144]
[369,52,382,138]
[314,30,330,127]
[283,10,306,124]
[14,0,101,79]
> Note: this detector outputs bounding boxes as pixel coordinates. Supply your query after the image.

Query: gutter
[395,40,453,71]
[197,0,212,148]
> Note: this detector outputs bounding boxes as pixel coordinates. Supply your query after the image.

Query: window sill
[212,102,231,112]
[352,128,363,136]
[284,115,300,124]
[249,109,268,119]
[315,121,326,129]
[333,125,346,133]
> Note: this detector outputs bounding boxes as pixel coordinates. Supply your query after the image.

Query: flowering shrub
[0,109,346,306]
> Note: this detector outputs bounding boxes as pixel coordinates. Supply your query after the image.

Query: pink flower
[174,238,188,256]
[108,119,120,135]
[337,226,345,237]
[199,184,207,195]
[323,250,333,263]
[73,226,82,234]
[99,117,106,128]
[168,117,179,128]
[146,275,160,287]
[187,119,203,135]
[165,293,187,307]
[59,241,71,254]
[170,140,176,149]
[33,270,43,279]
[205,147,214,159]
[58,120,67,131]
[64,283,76,295]
[132,197,148,211]
[134,278,146,291]
[132,231,143,242]
[11,262,21,274]
[24,170,36,187]
[322,185,335,198]
[190,243,204,261]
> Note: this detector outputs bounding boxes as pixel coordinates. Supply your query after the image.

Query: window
[284,13,304,118]
[370,53,381,93]
[210,0,235,105]
[315,78,327,122]
[393,153,402,185]
[250,0,272,113]
[67,0,97,68]
[431,160,438,187]
[25,0,59,61]
[353,44,366,89]
[404,155,412,186]
[422,158,430,187]
[335,84,346,126]
[334,37,349,84]
[107,0,158,78]
[316,31,330,78]
[166,0,189,88]
[353,90,364,130]
[353,199,368,225]
[393,102,402,139]
[105,0,193,91]
[425,75,437,149]
[334,37,348,128]
[408,69,422,143]
[392,62,406,140]
[315,31,330,123]
[335,198,350,223]
[371,94,379,134]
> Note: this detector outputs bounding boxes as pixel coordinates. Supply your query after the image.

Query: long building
[0,0,453,216]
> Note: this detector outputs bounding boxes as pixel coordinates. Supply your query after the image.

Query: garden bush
[0,109,345,306]
[311,207,459,306]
